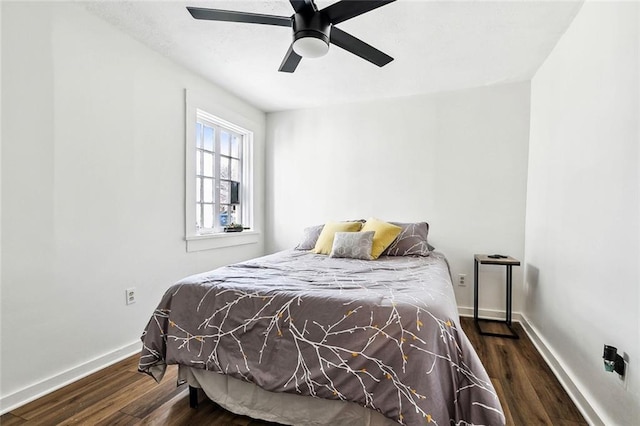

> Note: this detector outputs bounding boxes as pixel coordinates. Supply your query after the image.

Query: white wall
[526,2,639,425]
[266,82,530,316]
[0,2,265,411]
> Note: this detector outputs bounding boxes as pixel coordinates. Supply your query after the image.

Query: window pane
[196,123,203,148]
[192,112,251,236]
[230,159,240,181]
[221,157,229,179]
[203,152,214,178]
[221,131,230,156]
[203,126,214,151]
[203,178,213,203]
[231,135,240,158]
[219,205,229,227]
[196,204,202,229]
[203,204,214,229]
[220,180,230,204]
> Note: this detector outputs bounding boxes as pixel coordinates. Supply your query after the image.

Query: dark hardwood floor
[461,317,586,425]
[1,317,586,425]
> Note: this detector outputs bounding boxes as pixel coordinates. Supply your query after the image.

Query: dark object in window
[231,181,240,204]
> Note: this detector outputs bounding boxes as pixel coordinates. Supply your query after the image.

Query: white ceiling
[84,0,583,112]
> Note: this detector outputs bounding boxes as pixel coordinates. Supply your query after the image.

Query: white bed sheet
[179,365,397,426]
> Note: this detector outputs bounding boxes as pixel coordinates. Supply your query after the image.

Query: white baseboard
[0,340,141,415]
[458,306,523,322]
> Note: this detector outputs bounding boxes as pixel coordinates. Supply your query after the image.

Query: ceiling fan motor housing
[292,12,331,57]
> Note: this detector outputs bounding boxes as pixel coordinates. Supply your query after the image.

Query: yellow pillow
[360,218,402,259]
[312,221,363,255]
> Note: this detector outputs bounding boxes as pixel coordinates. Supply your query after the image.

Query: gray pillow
[382,222,431,256]
[295,224,324,250]
[295,220,365,250]
[330,231,374,260]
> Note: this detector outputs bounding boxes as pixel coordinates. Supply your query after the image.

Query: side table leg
[474,258,479,321]
[506,265,513,326]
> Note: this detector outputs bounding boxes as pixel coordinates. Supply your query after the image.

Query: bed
[139,221,504,425]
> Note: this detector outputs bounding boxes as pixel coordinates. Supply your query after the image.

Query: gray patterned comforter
[139,250,504,425]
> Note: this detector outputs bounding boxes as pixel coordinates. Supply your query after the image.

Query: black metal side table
[474,254,520,339]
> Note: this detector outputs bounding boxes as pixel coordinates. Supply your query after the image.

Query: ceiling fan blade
[330,27,393,67]
[278,44,302,73]
[322,0,395,25]
[187,7,291,27]
[289,0,317,14]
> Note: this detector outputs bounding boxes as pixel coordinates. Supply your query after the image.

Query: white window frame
[185,90,259,252]
[195,110,249,233]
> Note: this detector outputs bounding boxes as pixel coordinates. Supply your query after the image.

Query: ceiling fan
[187,0,396,73]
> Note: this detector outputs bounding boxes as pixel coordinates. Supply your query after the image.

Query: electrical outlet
[125,287,136,305]
[458,274,467,286]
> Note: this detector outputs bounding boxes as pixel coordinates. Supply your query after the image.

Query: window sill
[186,231,260,252]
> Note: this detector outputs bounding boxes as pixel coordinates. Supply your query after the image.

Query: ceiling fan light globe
[292,36,329,58]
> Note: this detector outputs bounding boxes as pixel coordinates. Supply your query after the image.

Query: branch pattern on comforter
[139,250,504,425]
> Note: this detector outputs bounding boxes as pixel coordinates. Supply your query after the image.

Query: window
[184,89,258,252]
[195,110,249,234]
